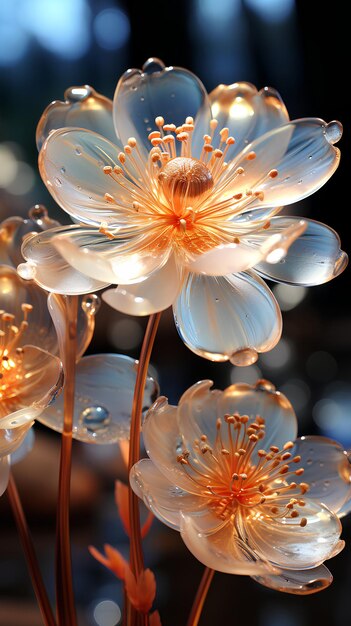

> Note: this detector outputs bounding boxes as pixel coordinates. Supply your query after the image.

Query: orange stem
[7,473,57,626]
[186,567,215,626]
[126,313,161,626]
[55,295,78,626]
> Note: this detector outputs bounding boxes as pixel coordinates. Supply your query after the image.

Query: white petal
[53,229,172,286]
[180,513,275,575]
[113,58,211,159]
[130,459,208,530]
[20,226,109,294]
[173,270,282,363]
[252,564,333,595]
[244,501,342,570]
[102,255,183,315]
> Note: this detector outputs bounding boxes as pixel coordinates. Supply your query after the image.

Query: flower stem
[126,313,161,626]
[7,473,57,626]
[128,312,161,577]
[186,567,215,626]
[55,295,78,626]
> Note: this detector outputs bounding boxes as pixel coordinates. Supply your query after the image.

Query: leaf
[89,544,127,580]
[124,566,156,613]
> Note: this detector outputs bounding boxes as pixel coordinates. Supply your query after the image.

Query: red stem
[7,473,56,626]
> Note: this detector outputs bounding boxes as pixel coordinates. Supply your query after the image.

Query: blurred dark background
[1,1,351,625]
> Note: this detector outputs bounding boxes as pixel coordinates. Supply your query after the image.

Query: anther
[300,518,307,527]
[104,193,115,203]
[118,152,126,164]
[233,193,243,200]
[113,166,123,175]
[246,151,256,160]
[226,136,235,145]
[210,119,218,131]
[292,456,301,463]
[219,128,229,142]
[163,124,176,132]
[291,510,299,518]
[128,137,137,148]
[263,221,271,230]
[283,441,294,450]
[295,468,305,476]
[103,166,112,174]
[269,169,278,178]
[186,117,194,125]
[155,116,165,127]
[270,446,279,453]
[236,167,245,175]
[148,131,161,141]
[124,145,132,155]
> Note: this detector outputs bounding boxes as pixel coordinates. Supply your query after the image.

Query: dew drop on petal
[142,57,166,74]
[65,85,92,102]
[324,121,343,144]
[54,177,62,186]
[28,204,48,221]
[60,167,66,174]
[17,262,36,280]
[230,348,258,366]
[82,293,101,315]
[255,379,276,393]
[79,405,111,433]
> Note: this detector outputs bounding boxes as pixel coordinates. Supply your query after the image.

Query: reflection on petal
[178,379,297,458]
[180,513,273,575]
[48,293,100,365]
[220,119,341,209]
[244,501,341,570]
[53,228,171,286]
[209,82,289,161]
[36,85,117,150]
[40,354,159,443]
[113,58,211,158]
[288,436,351,514]
[130,459,208,530]
[173,270,282,363]
[0,456,10,497]
[20,226,110,294]
[0,411,37,457]
[39,128,136,226]
[102,255,182,315]
[255,218,348,286]
[252,564,333,595]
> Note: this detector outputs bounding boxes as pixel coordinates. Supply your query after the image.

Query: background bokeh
[1,1,351,625]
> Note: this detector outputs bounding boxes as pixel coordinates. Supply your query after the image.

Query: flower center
[176,405,309,527]
[158,157,214,206]
[0,304,32,401]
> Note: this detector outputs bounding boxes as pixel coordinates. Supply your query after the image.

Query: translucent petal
[113,58,212,158]
[53,228,172,286]
[48,293,101,365]
[252,564,333,595]
[180,513,274,575]
[209,82,289,161]
[288,436,351,514]
[102,255,183,315]
[36,85,117,150]
[0,410,37,456]
[0,208,60,269]
[254,218,348,286]
[178,379,297,457]
[173,270,282,362]
[39,128,138,226]
[0,346,63,418]
[20,226,110,294]
[243,501,342,570]
[0,456,10,497]
[187,220,306,276]
[0,265,58,354]
[39,354,159,443]
[130,459,208,531]
[219,119,341,209]
[142,397,199,493]
[11,429,35,464]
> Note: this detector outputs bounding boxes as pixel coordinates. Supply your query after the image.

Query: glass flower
[21,59,347,364]
[130,379,351,594]
[0,266,63,493]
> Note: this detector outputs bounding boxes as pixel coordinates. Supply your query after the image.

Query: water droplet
[28,204,48,221]
[319,462,324,468]
[79,405,110,432]
[140,96,145,102]
[17,262,36,280]
[65,85,92,102]
[82,293,101,316]
[308,155,312,159]
[144,118,149,124]
[230,348,258,367]
[54,177,62,186]
[75,147,82,156]
[255,379,276,393]
[146,126,152,132]
[170,93,175,98]
[132,85,138,91]
[306,459,313,465]
[215,298,219,302]
[142,57,166,74]
[324,480,330,487]
[298,179,302,184]
[324,121,343,144]
[60,166,66,174]
[77,185,82,190]
[284,176,290,182]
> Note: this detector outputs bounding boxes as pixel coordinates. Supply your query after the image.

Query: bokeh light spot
[93,599,121,626]
[94,8,130,51]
